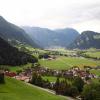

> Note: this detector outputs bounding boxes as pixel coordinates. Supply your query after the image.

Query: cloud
[0,0,100,32]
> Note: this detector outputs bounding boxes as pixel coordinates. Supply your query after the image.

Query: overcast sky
[0,0,100,33]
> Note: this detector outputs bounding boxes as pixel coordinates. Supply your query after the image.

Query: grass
[0,63,32,72]
[39,56,100,70]
[90,69,100,76]
[10,63,32,72]
[84,51,100,58]
[0,77,65,100]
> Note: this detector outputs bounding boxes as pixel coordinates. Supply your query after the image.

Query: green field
[39,56,100,70]
[0,77,65,100]
[90,69,100,76]
[0,63,32,72]
[84,51,100,58]
[9,63,32,72]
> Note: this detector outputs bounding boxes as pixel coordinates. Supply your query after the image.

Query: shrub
[0,71,5,84]
[82,82,100,100]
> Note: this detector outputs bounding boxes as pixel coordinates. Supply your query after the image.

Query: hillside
[55,28,79,47]
[0,77,65,100]
[0,16,38,48]
[22,26,79,48]
[0,36,37,66]
[68,31,100,49]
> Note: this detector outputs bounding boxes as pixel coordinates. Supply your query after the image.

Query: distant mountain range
[22,26,79,48]
[0,16,39,48]
[23,26,100,49]
[0,16,100,50]
[69,31,100,49]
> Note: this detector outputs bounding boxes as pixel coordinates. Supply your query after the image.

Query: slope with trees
[0,36,38,66]
[0,16,39,48]
[22,26,79,48]
[68,31,100,49]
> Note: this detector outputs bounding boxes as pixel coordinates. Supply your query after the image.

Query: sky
[0,0,100,33]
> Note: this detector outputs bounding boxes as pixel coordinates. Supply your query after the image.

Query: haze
[0,0,100,33]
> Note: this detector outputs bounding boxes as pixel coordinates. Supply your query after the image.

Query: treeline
[77,51,100,60]
[30,72,100,100]
[0,37,38,66]
[30,72,82,97]
[30,72,51,89]
[54,77,100,100]
[82,54,100,60]
[54,77,84,97]
[0,71,5,84]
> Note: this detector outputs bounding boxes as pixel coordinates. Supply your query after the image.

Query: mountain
[22,26,79,48]
[0,16,38,48]
[68,31,100,49]
[0,36,37,66]
[55,28,79,47]
[22,27,58,48]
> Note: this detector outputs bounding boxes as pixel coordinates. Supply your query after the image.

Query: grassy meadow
[84,51,100,58]
[0,77,65,100]
[0,63,32,72]
[90,69,100,76]
[39,56,100,70]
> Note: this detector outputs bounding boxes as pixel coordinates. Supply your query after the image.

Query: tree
[54,77,60,94]
[82,82,100,100]
[0,70,5,84]
[73,76,84,92]
[30,72,43,87]
[69,86,79,97]
[30,72,38,84]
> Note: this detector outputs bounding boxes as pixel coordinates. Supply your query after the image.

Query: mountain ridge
[22,26,79,48]
[68,31,100,49]
[0,16,39,48]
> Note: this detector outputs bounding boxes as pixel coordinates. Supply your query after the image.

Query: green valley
[39,56,100,70]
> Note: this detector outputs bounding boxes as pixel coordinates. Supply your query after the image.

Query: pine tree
[0,70,5,84]
[54,77,60,94]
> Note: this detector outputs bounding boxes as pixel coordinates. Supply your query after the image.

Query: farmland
[0,63,32,72]
[84,51,100,58]
[1,47,100,75]
[0,77,65,100]
[90,69,100,76]
[39,56,100,70]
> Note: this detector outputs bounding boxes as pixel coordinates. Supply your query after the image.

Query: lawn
[0,77,65,100]
[39,56,100,70]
